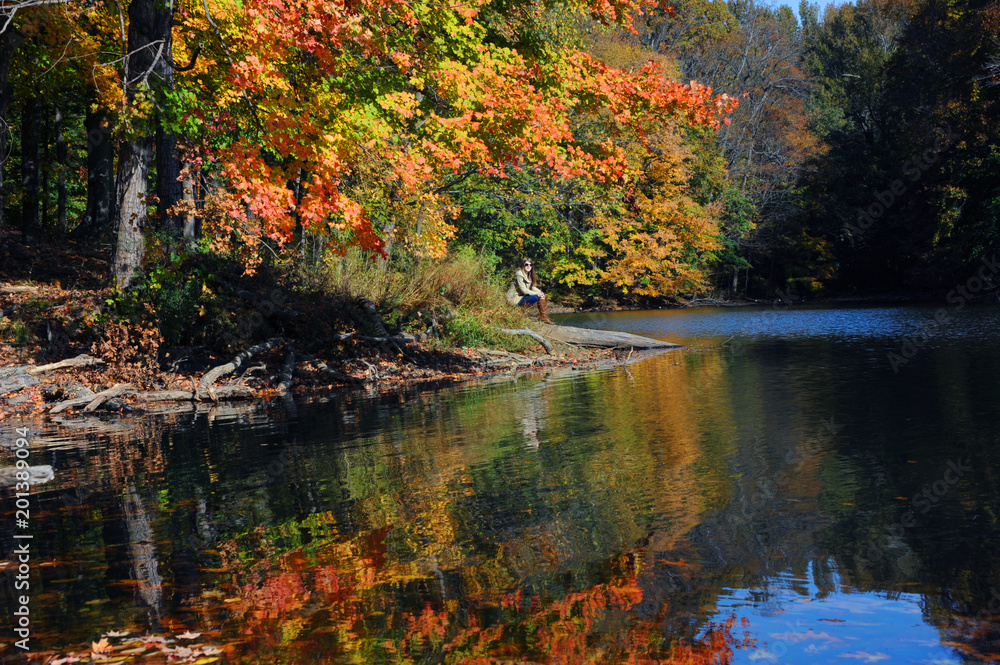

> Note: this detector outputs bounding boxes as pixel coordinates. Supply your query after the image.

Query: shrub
[316,245,537,351]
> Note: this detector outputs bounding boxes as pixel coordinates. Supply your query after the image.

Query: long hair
[519,257,538,289]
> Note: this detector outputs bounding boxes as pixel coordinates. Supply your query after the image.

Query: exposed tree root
[200,337,282,390]
[497,327,554,354]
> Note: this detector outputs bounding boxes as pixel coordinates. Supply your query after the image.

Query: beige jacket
[506,268,544,306]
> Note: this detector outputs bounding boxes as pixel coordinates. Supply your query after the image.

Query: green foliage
[0,319,31,346]
[441,308,536,352]
[99,237,229,346]
[144,243,230,346]
[314,244,535,351]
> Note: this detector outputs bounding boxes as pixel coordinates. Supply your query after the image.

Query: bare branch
[1,0,75,35]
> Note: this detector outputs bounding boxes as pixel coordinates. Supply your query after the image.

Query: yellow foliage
[596,124,720,297]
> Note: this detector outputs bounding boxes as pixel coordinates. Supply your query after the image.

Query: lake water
[4,302,1000,663]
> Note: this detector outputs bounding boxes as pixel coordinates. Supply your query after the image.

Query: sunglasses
[523,262,532,266]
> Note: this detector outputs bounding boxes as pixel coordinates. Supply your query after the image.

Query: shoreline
[554,289,1000,314]
[0,336,676,424]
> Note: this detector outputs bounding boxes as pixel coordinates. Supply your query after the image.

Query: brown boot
[537,298,555,324]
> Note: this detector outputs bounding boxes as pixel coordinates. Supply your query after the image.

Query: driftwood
[82,383,133,412]
[200,337,282,389]
[135,385,254,403]
[277,349,296,394]
[301,356,366,385]
[356,332,432,344]
[497,328,554,354]
[684,297,724,308]
[26,353,105,375]
[534,322,681,350]
[50,383,132,414]
[322,329,436,346]
[478,348,532,361]
[0,356,106,398]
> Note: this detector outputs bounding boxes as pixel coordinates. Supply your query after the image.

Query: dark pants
[518,295,540,306]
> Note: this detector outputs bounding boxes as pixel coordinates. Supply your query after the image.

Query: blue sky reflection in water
[5,303,1000,663]
[717,566,959,664]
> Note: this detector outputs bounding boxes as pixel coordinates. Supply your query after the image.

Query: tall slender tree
[112,0,173,287]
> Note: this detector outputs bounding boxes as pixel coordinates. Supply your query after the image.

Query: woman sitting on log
[506,258,555,324]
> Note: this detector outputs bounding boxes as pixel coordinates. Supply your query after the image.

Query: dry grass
[315,247,538,351]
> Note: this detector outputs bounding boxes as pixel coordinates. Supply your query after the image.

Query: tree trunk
[0,30,23,238]
[83,109,113,238]
[181,165,197,238]
[55,106,67,233]
[113,135,153,287]
[112,0,173,288]
[21,97,42,244]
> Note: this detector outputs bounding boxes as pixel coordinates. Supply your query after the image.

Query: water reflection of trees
[11,347,1000,661]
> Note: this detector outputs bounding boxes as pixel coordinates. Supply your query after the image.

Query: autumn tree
[637,0,825,295]
[153,0,735,284]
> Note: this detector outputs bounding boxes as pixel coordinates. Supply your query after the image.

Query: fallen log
[497,328,554,354]
[26,353,105,375]
[83,383,133,412]
[200,337,282,389]
[50,383,132,414]
[355,332,432,344]
[534,322,681,350]
[135,385,255,403]
[277,349,296,394]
